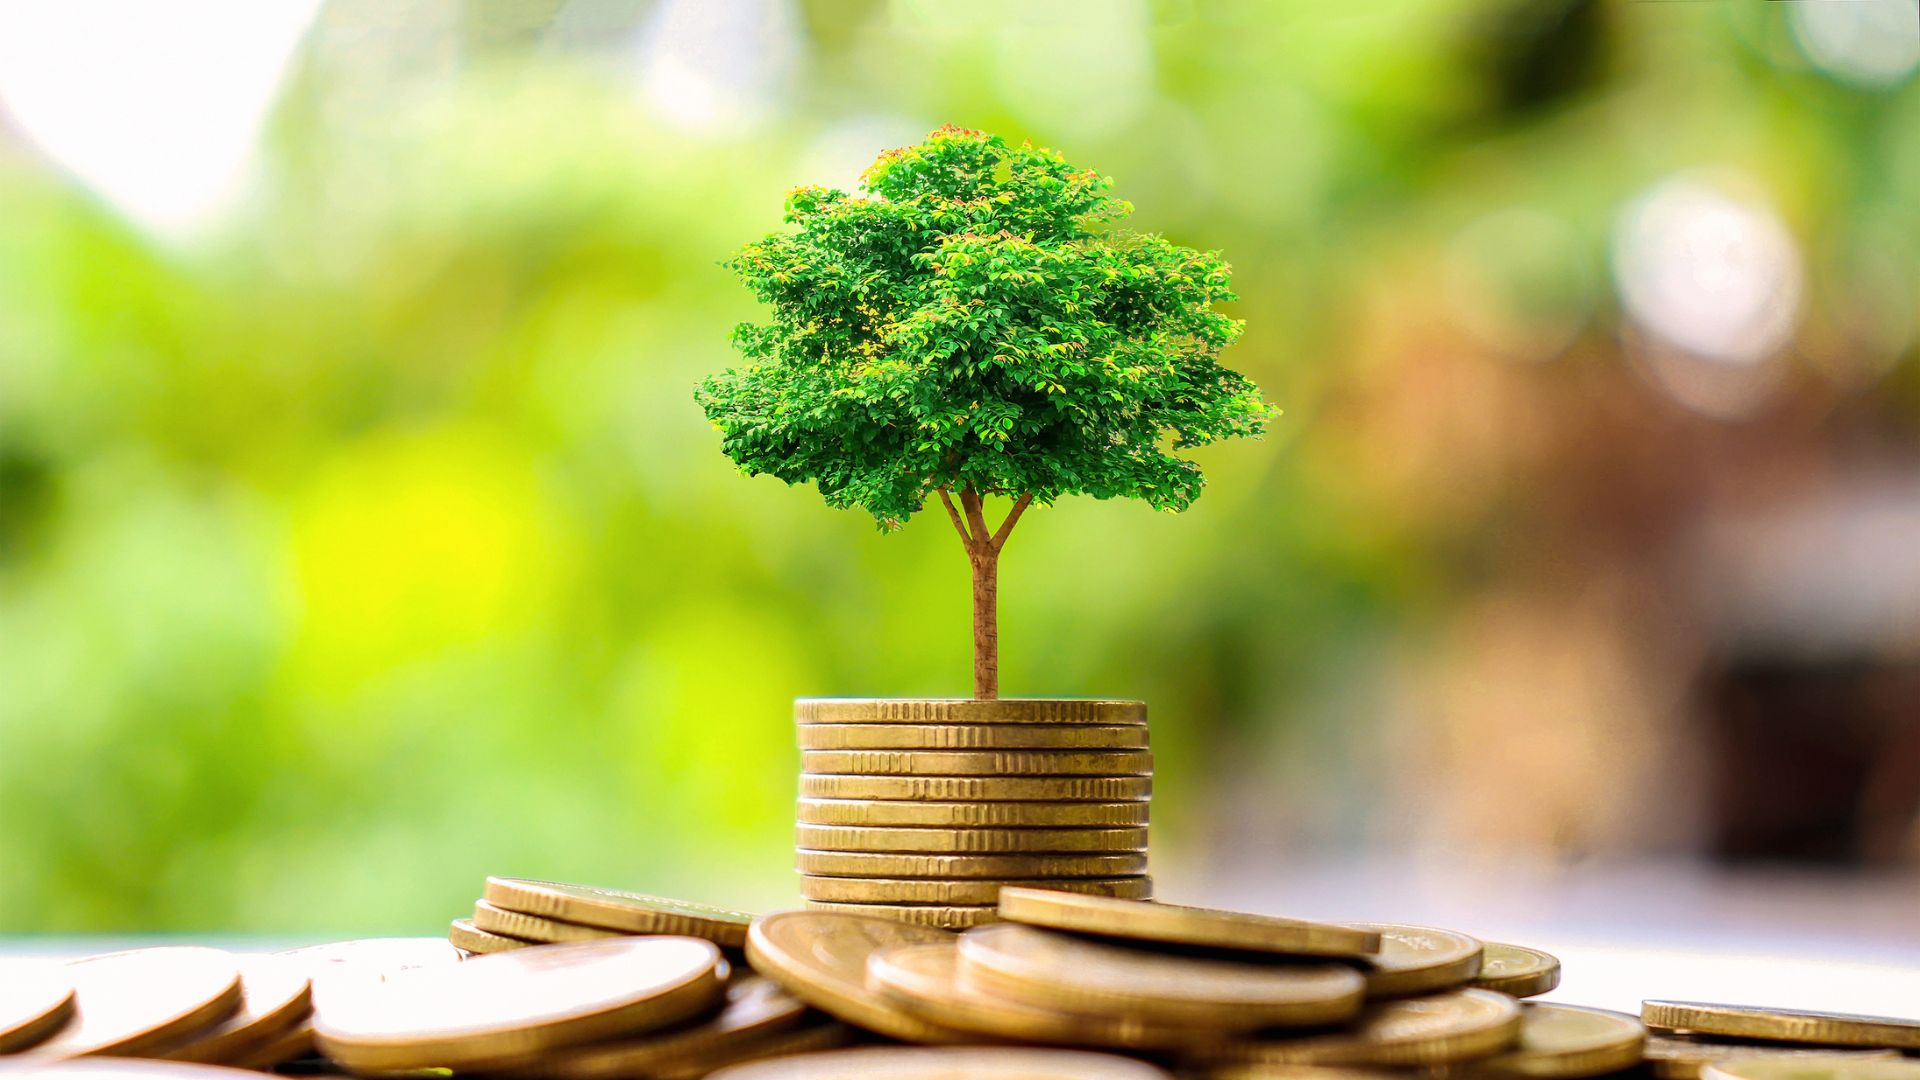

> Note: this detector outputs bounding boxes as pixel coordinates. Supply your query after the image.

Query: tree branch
[960,485,991,554]
[937,487,974,548]
[989,493,1034,552]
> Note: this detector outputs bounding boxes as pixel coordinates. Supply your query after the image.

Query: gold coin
[956,922,1366,1030]
[311,936,726,1072]
[1194,987,1523,1067]
[707,1045,1175,1080]
[482,878,755,947]
[474,900,626,944]
[651,1021,854,1080]
[1704,1058,1920,1080]
[0,1061,279,1080]
[803,749,1152,776]
[801,875,1152,905]
[275,937,465,972]
[798,798,1150,828]
[227,1022,315,1071]
[799,724,1150,750]
[1642,1002,1920,1049]
[801,900,1000,929]
[1203,1068,1426,1080]
[1351,924,1484,998]
[1473,943,1562,998]
[800,773,1152,802]
[154,958,313,1065]
[1474,1003,1647,1078]
[1644,1035,1904,1080]
[797,824,1148,854]
[996,888,1380,959]
[497,976,808,1080]
[796,699,1147,726]
[451,917,535,955]
[798,850,1150,879]
[0,962,75,1053]
[743,910,972,1045]
[865,940,1204,1050]
[29,947,243,1059]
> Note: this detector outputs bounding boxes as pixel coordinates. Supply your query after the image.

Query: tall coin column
[792,699,1153,928]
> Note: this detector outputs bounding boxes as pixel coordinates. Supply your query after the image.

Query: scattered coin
[1350,924,1485,998]
[225,1021,315,1072]
[997,887,1381,959]
[800,900,1000,929]
[709,1045,1172,1079]
[154,957,312,1065]
[481,878,755,947]
[802,749,1153,777]
[1703,1057,1920,1080]
[797,824,1149,854]
[1193,987,1523,1067]
[274,938,464,972]
[1642,1002,1920,1049]
[800,875,1151,905]
[797,850,1150,879]
[743,910,972,1045]
[0,962,75,1053]
[795,699,1147,726]
[311,936,726,1071]
[1474,943,1562,998]
[498,976,810,1080]
[28,947,243,1059]
[1643,1034,1904,1080]
[799,775,1152,802]
[473,900,626,944]
[1474,1003,1647,1078]
[450,917,535,955]
[957,922,1366,1030]
[797,797,1150,828]
[649,1022,854,1080]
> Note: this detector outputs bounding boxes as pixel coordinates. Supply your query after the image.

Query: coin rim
[795,699,1147,725]
[797,824,1150,854]
[1642,1001,1920,1049]
[997,888,1381,958]
[482,878,754,947]
[799,875,1152,905]
[796,850,1151,879]
[797,797,1151,828]
[743,911,974,1046]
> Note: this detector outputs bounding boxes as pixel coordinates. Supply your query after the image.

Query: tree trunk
[970,547,999,700]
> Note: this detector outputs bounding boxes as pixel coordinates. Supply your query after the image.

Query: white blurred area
[1792,0,1920,89]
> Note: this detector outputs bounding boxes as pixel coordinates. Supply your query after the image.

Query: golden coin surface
[1642,1002,1920,1049]
[29,947,243,1059]
[798,797,1150,828]
[1195,987,1523,1067]
[803,749,1152,776]
[1645,1036,1904,1080]
[956,922,1366,1030]
[997,888,1380,959]
[154,957,312,1064]
[499,975,808,1080]
[482,878,755,947]
[1473,943,1562,998]
[800,773,1153,802]
[866,940,1205,1051]
[311,936,725,1071]
[450,917,534,956]
[801,875,1152,905]
[798,823,1148,854]
[801,900,1000,929]
[708,1045,1174,1080]
[473,900,626,944]
[744,911,971,1045]
[1351,924,1484,998]
[227,1022,315,1071]
[799,724,1150,750]
[0,962,76,1053]
[798,849,1150,879]
[1703,1058,1920,1080]
[1474,1003,1646,1078]
[650,1021,853,1080]
[796,699,1147,726]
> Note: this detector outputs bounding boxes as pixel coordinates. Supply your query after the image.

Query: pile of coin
[444,877,755,958]
[792,698,1154,928]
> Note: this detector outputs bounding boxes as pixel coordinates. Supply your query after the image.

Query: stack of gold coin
[793,699,1154,927]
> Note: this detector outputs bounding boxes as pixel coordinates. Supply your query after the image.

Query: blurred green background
[3,0,1919,933]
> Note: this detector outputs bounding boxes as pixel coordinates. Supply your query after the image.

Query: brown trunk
[970,547,999,700]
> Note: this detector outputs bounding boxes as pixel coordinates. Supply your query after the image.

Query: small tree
[698,126,1275,699]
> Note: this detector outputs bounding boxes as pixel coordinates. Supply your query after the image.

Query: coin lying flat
[997,888,1380,959]
[0,962,76,1053]
[1351,924,1484,998]
[795,699,1147,726]
[1195,988,1523,1067]
[867,940,1205,1051]
[957,922,1366,1030]
[803,749,1153,777]
[1703,1058,1920,1080]
[1643,1034,1904,1080]
[800,875,1151,905]
[226,1022,315,1071]
[154,957,312,1065]
[801,901,1000,929]
[798,824,1149,854]
[29,947,244,1059]
[1474,1003,1647,1078]
[1642,1002,1920,1049]
[482,878,755,947]
[1474,943,1562,998]
[0,1060,278,1080]
[312,936,726,1071]
[451,917,534,956]
[651,1021,853,1080]
[498,976,809,1080]
[710,1046,1174,1080]
[800,775,1153,802]
[798,798,1150,828]
[743,910,971,1045]
[474,900,625,944]
[798,850,1150,879]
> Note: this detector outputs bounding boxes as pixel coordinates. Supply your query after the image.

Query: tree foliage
[697,125,1275,530]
